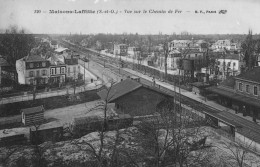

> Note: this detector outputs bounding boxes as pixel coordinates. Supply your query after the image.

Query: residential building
[16,55,50,85]
[50,40,59,49]
[127,46,141,58]
[47,54,66,84]
[167,50,181,69]
[207,67,260,121]
[169,40,192,51]
[216,54,244,79]
[97,78,173,116]
[192,40,208,52]
[212,39,232,50]
[64,54,80,80]
[114,44,128,56]
[181,49,206,72]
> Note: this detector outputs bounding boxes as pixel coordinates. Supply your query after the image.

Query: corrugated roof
[235,67,260,83]
[97,79,142,102]
[20,105,44,115]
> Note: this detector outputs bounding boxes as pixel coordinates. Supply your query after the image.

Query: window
[36,63,39,67]
[29,71,34,77]
[73,66,76,72]
[29,79,34,85]
[254,86,258,96]
[61,67,65,74]
[51,68,55,75]
[233,62,236,67]
[29,63,33,68]
[36,70,40,77]
[42,62,46,67]
[68,67,70,74]
[246,85,250,93]
[238,82,243,91]
[227,62,231,67]
[42,70,46,76]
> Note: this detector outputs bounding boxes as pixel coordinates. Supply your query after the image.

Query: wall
[235,79,260,99]
[114,87,169,116]
[16,59,26,84]
[25,67,50,84]
[235,132,260,154]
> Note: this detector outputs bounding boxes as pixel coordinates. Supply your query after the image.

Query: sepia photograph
[0,0,260,166]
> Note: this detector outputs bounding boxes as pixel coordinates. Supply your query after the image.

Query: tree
[219,135,260,167]
[132,98,212,167]
[241,29,256,70]
[163,42,169,80]
[0,26,36,85]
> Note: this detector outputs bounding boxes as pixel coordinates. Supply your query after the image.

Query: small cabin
[20,105,44,126]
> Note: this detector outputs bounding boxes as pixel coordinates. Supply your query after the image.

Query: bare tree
[219,136,260,167]
[132,98,213,167]
[163,41,169,80]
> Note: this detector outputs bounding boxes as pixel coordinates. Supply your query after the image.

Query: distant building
[167,50,182,69]
[50,40,59,49]
[127,46,141,58]
[169,40,192,51]
[114,44,128,56]
[211,40,240,52]
[97,78,173,116]
[192,40,209,52]
[181,49,206,72]
[216,54,244,79]
[21,105,44,126]
[16,55,50,85]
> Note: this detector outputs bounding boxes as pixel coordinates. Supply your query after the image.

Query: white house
[16,55,50,85]
[167,50,181,69]
[127,47,141,58]
[217,54,244,79]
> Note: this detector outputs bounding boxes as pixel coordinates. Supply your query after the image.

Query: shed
[30,121,63,144]
[190,82,210,95]
[20,105,45,126]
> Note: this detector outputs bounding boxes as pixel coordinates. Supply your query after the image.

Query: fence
[0,83,102,105]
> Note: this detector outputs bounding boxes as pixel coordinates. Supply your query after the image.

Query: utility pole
[84,58,85,83]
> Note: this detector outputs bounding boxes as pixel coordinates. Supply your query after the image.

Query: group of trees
[0,26,36,86]
[241,29,260,70]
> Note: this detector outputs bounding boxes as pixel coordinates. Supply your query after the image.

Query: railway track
[59,40,260,142]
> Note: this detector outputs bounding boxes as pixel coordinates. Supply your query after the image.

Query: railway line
[59,40,260,145]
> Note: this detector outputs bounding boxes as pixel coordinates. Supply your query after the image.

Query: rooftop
[24,55,47,62]
[97,78,173,103]
[97,78,142,102]
[235,66,260,83]
[20,105,44,115]
[55,47,68,53]
[217,54,240,60]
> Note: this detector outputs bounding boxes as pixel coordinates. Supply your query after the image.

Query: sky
[0,0,260,34]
